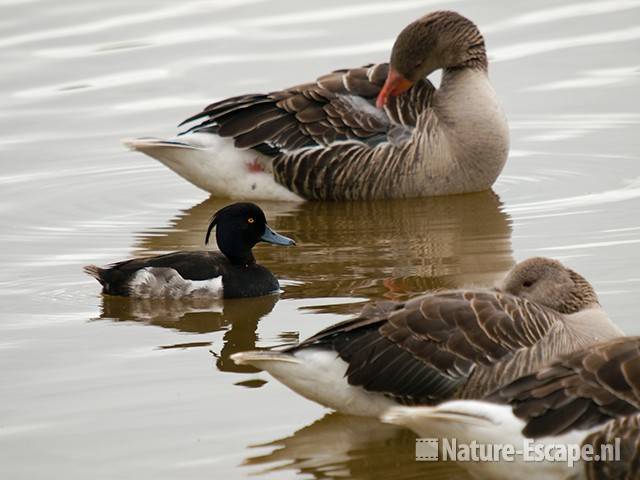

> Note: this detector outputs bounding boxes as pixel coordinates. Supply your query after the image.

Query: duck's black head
[205,203,295,265]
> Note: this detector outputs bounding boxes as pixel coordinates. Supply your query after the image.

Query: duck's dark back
[98,251,279,298]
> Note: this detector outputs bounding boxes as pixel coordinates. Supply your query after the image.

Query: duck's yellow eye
[248,218,255,224]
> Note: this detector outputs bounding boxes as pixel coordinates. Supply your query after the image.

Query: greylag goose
[125,11,509,201]
[231,258,623,416]
[383,336,640,479]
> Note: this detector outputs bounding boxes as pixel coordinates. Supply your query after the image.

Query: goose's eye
[523,280,534,288]
[247,218,255,224]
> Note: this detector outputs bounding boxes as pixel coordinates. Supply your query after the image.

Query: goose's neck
[434,66,508,149]
[412,65,508,192]
[439,66,489,94]
[461,42,488,72]
[565,307,625,340]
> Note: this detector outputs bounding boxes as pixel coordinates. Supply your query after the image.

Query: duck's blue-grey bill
[261,225,296,246]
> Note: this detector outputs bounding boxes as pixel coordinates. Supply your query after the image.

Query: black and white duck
[84,203,295,299]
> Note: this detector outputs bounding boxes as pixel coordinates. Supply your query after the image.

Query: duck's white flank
[382,401,587,479]
[123,133,302,202]
[128,266,224,299]
[231,348,396,416]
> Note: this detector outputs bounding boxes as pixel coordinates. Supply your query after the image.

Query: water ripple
[484,0,640,33]
[0,0,266,48]
[492,26,640,62]
[35,27,326,59]
[528,65,640,91]
[238,0,454,27]
[506,178,640,214]
[14,69,169,99]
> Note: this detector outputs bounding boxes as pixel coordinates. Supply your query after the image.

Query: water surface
[1,0,640,478]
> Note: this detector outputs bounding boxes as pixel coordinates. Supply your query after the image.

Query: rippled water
[2,0,640,478]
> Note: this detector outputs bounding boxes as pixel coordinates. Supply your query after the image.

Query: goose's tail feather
[381,404,495,436]
[123,137,201,151]
[84,265,105,285]
[231,350,301,368]
[381,401,524,439]
[381,402,585,478]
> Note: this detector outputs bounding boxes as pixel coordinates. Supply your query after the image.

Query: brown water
[2,0,640,478]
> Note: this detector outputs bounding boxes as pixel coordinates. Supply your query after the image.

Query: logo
[415,438,620,467]
[415,438,439,461]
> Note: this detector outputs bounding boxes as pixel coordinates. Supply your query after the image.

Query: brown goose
[231,257,623,416]
[495,336,640,438]
[125,11,509,201]
[498,336,640,479]
[383,337,640,479]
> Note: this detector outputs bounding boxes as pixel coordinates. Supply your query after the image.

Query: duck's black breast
[100,251,279,298]
[219,262,280,299]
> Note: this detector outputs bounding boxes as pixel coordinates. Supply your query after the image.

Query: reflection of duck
[97,294,278,373]
[243,412,471,480]
[135,191,514,311]
[126,11,508,201]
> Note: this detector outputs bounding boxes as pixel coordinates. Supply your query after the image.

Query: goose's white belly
[266,348,397,416]
[124,133,303,201]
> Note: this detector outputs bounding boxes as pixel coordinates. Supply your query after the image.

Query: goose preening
[231,257,623,416]
[84,203,295,298]
[125,11,509,201]
[383,336,640,479]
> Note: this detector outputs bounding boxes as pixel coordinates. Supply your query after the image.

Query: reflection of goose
[232,258,623,416]
[125,11,508,201]
[135,191,515,307]
[97,294,278,373]
[243,412,471,480]
[384,336,640,479]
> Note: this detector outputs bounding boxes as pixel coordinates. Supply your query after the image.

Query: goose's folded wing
[583,415,640,480]
[494,336,640,438]
[293,291,562,404]
[179,63,434,154]
[271,107,443,200]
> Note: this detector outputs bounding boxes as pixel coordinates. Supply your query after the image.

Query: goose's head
[500,257,600,314]
[206,202,295,265]
[377,11,487,108]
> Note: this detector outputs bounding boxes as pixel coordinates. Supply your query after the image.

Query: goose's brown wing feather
[583,415,640,480]
[494,336,640,438]
[179,63,434,154]
[291,290,561,405]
